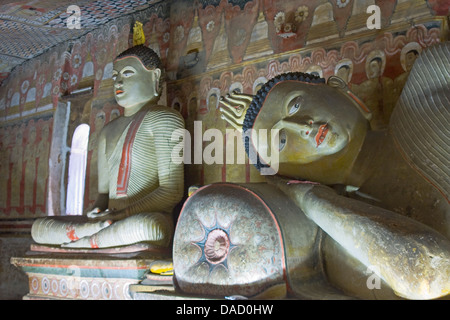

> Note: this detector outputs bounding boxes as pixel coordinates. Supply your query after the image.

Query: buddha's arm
[267,176,450,300]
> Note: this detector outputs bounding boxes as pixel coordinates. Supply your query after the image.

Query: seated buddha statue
[217,42,450,299]
[31,43,185,249]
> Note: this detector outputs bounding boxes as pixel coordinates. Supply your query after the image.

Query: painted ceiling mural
[0,0,151,74]
[0,0,448,222]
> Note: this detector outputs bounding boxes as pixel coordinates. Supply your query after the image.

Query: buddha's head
[367,57,382,79]
[112,45,165,110]
[243,72,372,184]
[404,50,419,72]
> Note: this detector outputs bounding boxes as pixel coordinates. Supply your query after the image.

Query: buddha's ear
[327,75,372,121]
[153,68,161,81]
[327,75,347,89]
[152,68,161,96]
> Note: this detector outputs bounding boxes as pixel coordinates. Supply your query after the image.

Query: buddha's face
[29,127,36,144]
[16,130,22,142]
[251,81,369,183]
[208,94,217,110]
[112,56,160,109]
[336,66,350,83]
[95,112,105,130]
[367,59,382,78]
[42,126,49,141]
[405,51,418,71]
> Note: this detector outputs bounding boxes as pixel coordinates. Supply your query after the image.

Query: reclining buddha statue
[173,43,450,300]
[31,26,185,250]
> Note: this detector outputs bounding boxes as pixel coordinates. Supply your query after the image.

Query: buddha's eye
[112,73,117,81]
[289,103,300,115]
[288,96,303,115]
[279,129,287,151]
[122,70,135,77]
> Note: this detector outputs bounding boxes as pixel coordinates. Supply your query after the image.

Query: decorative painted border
[27,273,136,300]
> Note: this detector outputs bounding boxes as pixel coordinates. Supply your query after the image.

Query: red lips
[315,124,328,147]
[116,89,124,95]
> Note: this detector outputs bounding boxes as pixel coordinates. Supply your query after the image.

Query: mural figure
[352,50,393,130]
[10,125,23,214]
[31,24,185,250]
[175,43,450,300]
[391,42,421,121]
[23,122,37,213]
[0,128,10,210]
[35,121,50,215]
[334,59,353,84]
[110,108,120,121]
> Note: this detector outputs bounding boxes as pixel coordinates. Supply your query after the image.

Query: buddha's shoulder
[139,106,185,132]
[100,115,127,135]
[143,105,184,121]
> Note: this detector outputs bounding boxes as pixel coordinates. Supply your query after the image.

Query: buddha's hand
[87,207,129,221]
[87,207,110,219]
[265,175,321,207]
[219,91,254,132]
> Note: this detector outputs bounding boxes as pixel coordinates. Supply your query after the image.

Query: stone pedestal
[0,236,33,299]
[11,244,171,300]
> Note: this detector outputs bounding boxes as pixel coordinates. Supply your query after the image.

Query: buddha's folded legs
[61,212,173,249]
[31,217,112,245]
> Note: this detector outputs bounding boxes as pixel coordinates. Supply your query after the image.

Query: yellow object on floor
[150,260,173,274]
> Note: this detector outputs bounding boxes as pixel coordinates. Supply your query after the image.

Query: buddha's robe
[390,42,450,203]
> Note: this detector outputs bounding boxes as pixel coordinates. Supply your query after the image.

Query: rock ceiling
[0,0,160,85]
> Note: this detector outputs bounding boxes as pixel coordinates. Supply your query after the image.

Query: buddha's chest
[104,113,152,159]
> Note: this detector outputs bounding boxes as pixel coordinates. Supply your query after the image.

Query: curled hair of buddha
[115,45,166,91]
[243,72,325,171]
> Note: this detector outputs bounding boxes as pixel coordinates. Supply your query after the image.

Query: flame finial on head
[133,21,145,46]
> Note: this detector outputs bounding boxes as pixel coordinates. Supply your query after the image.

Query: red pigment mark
[66,224,79,241]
